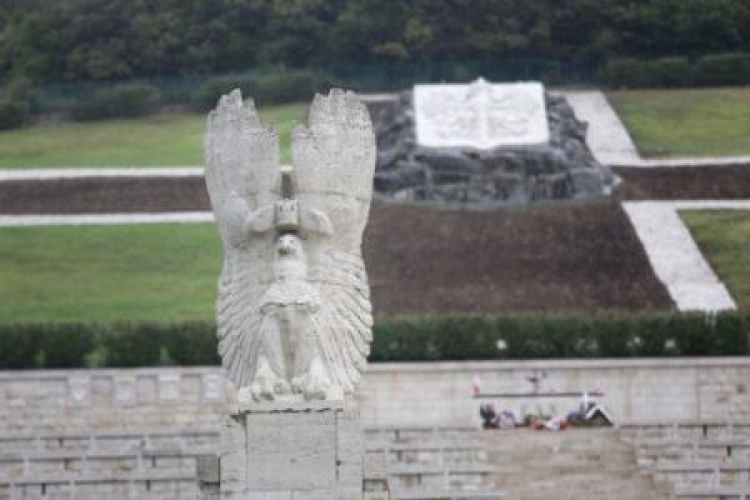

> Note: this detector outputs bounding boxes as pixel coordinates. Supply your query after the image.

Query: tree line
[1,0,750,84]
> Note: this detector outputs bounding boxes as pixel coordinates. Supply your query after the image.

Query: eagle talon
[292,356,336,401]
[248,355,286,401]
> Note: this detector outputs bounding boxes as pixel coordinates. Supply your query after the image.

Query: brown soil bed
[613,165,750,200]
[1,166,747,215]
[0,177,211,214]
[365,202,671,314]
[0,175,678,314]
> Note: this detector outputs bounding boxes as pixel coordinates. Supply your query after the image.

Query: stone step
[482,429,667,500]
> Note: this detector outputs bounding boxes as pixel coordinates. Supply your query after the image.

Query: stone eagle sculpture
[205,89,375,402]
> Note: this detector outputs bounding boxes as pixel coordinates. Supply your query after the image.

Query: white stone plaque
[158,373,181,401]
[68,375,91,405]
[202,373,224,401]
[114,376,136,406]
[414,78,549,149]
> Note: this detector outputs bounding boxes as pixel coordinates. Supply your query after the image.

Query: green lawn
[0,104,306,168]
[681,210,750,309]
[0,224,222,323]
[608,87,750,158]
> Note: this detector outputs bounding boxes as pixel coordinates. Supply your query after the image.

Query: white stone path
[561,91,641,166]
[623,200,750,312]
[0,167,204,181]
[0,212,213,227]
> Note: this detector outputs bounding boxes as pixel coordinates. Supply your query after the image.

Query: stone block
[204,373,226,401]
[68,374,91,406]
[291,491,335,500]
[245,412,336,490]
[136,375,157,403]
[198,454,221,483]
[243,493,292,500]
[159,373,181,401]
[337,410,364,486]
[221,416,248,495]
[114,375,136,407]
[220,405,365,499]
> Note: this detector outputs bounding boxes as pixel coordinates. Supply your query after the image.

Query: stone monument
[414,79,550,149]
[201,89,381,499]
[374,77,619,205]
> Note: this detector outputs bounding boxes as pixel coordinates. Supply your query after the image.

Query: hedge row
[1,312,748,370]
[0,80,31,130]
[188,70,336,112]
[3,50,750,130]
[71,84,161,121]
[604,53,750,89]
[70,69,336,119]
[0,68,335,128]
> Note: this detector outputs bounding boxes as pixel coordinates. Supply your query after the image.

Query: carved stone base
[205,398,367,499]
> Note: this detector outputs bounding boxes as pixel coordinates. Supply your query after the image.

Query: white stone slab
[414,78,549,149]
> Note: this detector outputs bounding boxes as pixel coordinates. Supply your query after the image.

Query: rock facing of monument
[373,90,619,206]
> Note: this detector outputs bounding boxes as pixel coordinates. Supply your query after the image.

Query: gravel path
[622,200,750,312]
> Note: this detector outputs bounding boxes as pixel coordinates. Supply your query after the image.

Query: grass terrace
[607,87,750,158]
[681,210,750,309]
[0,224,221,323]
[0,104,306,169]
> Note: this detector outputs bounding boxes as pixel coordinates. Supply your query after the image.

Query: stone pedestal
[215,398,365,499]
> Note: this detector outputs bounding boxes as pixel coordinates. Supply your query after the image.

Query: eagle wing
[204,89,279,389]
[292,90,376,393]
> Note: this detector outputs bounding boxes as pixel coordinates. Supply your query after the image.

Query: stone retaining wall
[1,358,748,432]
[361,358,750,427]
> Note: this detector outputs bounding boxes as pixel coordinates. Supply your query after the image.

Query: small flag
[472,375,481,396]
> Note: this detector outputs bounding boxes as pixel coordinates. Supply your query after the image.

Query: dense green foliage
[607,87,750,157]
[1,312,748,369]
[682,211,750,310]
[0,80,30,129]
[1,0,749,84]
[189,70,335,112]
[694,53,750,86]
[0,98,28,130]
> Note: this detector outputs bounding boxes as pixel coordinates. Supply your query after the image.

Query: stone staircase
[484,428,667,500]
